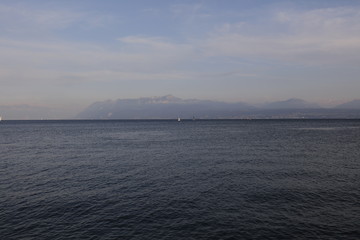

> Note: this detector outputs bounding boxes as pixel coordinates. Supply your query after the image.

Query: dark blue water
[1,120,359,239]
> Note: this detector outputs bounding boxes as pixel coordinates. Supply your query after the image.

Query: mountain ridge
[335,99,360,109]
[2,96,360,120]
[263,98,320,109]
[77,95,360,119]
[77,95,255,119]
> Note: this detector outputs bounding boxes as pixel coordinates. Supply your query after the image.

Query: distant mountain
[77,95,360,119]
[77,95,255,119]
[3,96,360,120]
[335,100,360,109]
[263,98,320,109]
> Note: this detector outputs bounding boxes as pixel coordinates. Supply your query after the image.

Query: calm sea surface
[1,120,359,239]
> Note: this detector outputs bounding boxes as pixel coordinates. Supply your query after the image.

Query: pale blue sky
[1,0,360,115]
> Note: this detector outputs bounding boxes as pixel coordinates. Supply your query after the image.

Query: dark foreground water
[1,119,359,239]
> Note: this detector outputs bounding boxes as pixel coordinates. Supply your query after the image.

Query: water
[1,120,359,239]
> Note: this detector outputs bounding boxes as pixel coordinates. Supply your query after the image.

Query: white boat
[177,117,181,122]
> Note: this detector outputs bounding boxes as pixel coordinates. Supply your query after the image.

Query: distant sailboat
[177,117,181,122]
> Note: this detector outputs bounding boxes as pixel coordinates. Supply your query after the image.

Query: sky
[1,0,360,117]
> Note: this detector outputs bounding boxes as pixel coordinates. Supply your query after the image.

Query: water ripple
[1,120,360,239]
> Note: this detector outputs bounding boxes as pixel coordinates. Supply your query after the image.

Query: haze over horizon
[1,0,360,118]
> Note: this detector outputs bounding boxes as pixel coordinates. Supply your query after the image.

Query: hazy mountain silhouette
[335,100,360,109]
[263,98,320,109]
[77,95,254,119]
[3,96,359,120]
[77,95,360,119]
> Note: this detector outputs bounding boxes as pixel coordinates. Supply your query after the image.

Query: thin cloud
[171,3,206,18]
[0,36,196,86]
[203,6,360,65]
[1,2,360,112]
[0,2,114,35]
[2,5,360,86]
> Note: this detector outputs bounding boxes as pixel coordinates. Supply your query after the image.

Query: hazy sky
[1,0,360,114]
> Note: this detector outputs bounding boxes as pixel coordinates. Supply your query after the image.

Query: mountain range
[335,100,360,109]
[262,98,321,109]
[77,95,360,119]
[2,96,360,120]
